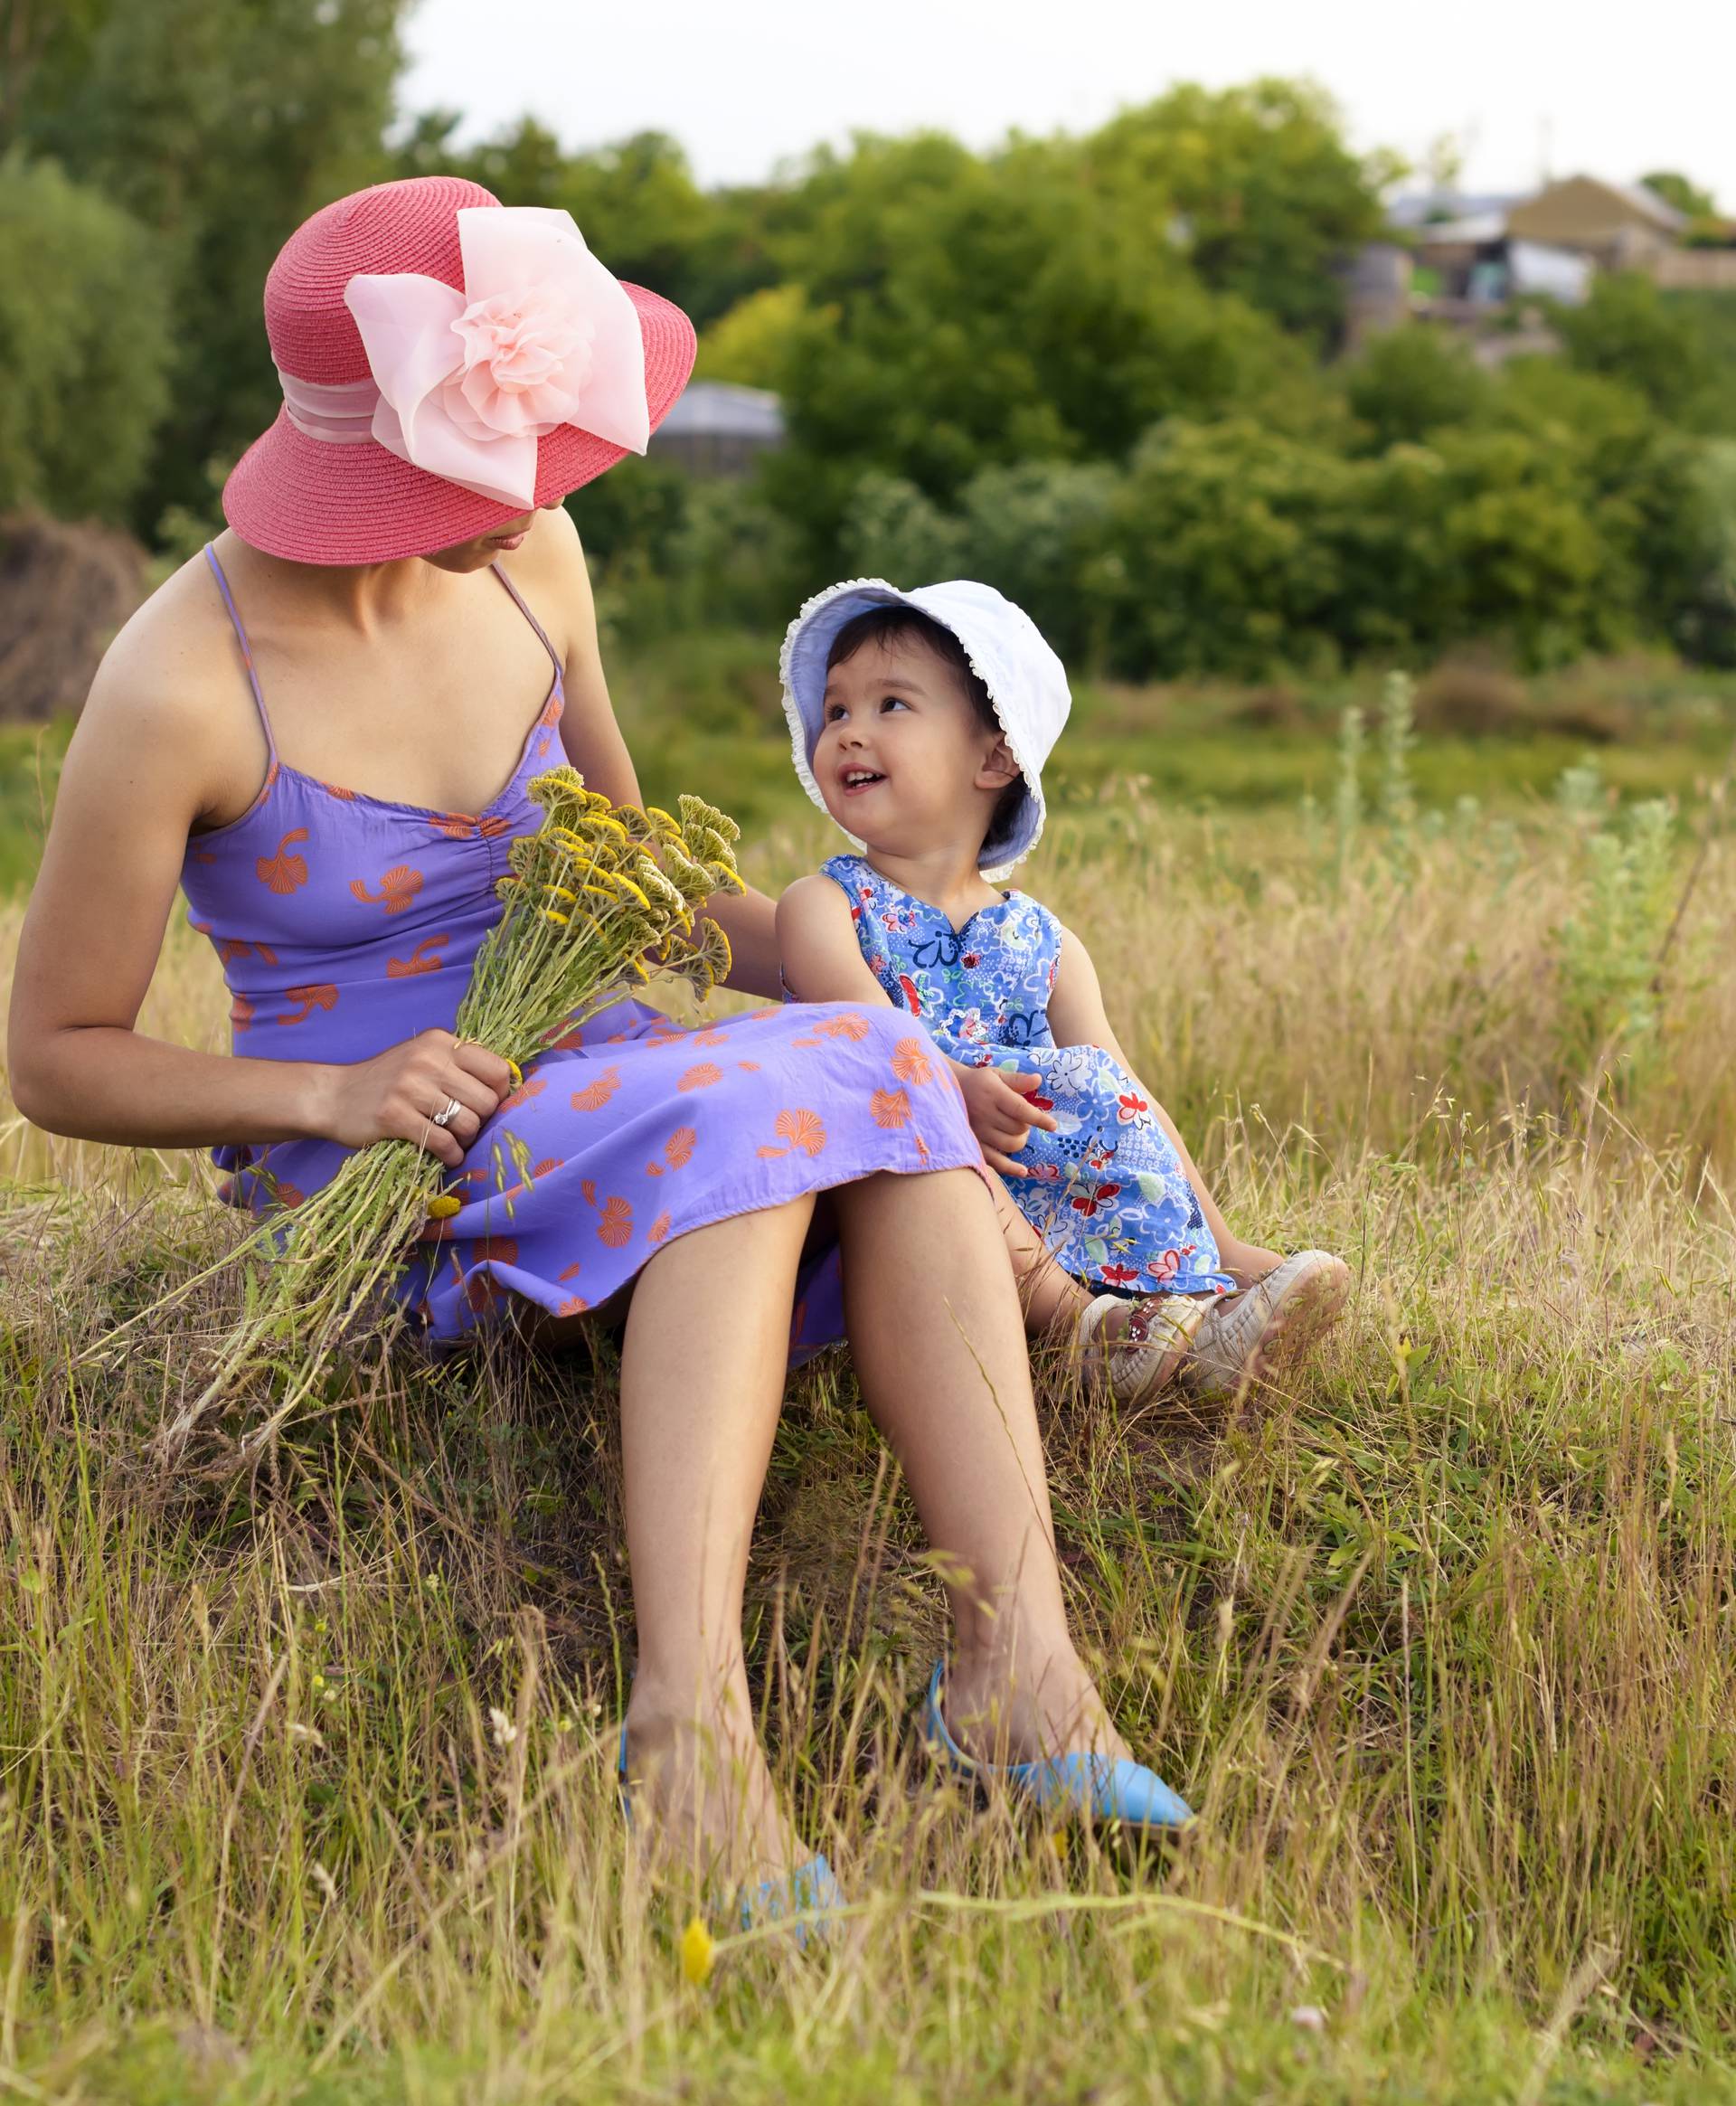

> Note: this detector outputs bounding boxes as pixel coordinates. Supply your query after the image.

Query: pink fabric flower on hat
[448,289,597,439]
[344,206,649,508]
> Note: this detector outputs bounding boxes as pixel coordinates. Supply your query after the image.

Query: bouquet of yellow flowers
[159,769,743,1458]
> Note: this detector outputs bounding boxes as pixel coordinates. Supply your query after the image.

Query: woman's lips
[486,530,528,551]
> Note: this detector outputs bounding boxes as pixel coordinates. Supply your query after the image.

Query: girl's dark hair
[825,604,1026,856]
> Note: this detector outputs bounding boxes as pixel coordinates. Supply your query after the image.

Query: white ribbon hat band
[778,577,1071,879]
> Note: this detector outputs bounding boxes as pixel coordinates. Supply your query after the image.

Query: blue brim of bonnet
[778,577,1071,880]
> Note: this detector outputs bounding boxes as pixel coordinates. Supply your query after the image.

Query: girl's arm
[777,876,1056,1178]
[1046,925,1278,1280]
[7,584,507,1171]
[523,513,783,998]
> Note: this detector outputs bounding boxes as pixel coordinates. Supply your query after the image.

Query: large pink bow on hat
[342,207,650,508]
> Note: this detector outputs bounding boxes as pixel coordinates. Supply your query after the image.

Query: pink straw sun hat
[223,175,696,565]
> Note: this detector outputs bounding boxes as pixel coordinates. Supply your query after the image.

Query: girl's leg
[1144,1091,1278,1283]
[992,1175,1090,1335]
[618,1195,816,1885]
[829,1166,1131,1763]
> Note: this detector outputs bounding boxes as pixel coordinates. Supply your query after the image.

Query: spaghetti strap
[203,543,278,761]
[490,561,562,679]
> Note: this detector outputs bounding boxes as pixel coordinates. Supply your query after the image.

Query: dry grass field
[2,741,1735,2101]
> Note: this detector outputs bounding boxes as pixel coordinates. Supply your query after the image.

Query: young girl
[777,579,1349,1409]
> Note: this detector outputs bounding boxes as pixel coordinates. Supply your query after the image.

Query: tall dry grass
[2,796,1735,2100]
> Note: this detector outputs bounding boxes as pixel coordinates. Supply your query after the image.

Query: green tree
[401,116,760,329]
[1080,80,1395,342]
[761,132,1305,556]
[1344,326,1493,450]
[1639,170,1717,220]
[23,0,407,533]
[1099,419,1356,678]
[1554,271,1732,431]
[0,154,171,519]
[953,462,1120,664]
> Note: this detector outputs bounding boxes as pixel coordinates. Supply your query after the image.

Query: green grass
[0,722,67,894]
[607,629,1736,846]
[3,672,1736,2100]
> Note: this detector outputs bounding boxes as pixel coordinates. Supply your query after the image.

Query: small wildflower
[1289,2005,1326,2032]
[679,1915,715,1986]
[488,1705,518,1749]
[553,1714,573,1733]
[427,1195,462,1220]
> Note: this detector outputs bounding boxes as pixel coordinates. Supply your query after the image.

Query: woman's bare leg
[830,1167,1132,1765]
[618,1196,816,1887]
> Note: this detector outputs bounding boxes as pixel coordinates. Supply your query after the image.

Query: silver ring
[430,1097,463,1129]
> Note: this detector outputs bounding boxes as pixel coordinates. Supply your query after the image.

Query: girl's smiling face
[812,631,1018,861]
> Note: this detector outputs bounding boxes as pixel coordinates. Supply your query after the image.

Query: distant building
[648,381,786,477]
[1504,175,1686,269]
[1354,172,1736,340]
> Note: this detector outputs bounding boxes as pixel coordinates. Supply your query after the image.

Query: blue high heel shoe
[922,1662,1194,1833]
[618,1722,844,1946]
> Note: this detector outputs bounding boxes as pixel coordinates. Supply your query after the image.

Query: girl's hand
[310,1030,514,1168]
[952,1062,1058,1179]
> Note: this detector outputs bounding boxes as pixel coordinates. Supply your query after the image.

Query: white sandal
[1174,1250,1350,1406]
[1077,1291,1211,1407]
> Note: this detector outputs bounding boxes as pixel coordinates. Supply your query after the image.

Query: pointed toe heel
[923,1661,1194,1835]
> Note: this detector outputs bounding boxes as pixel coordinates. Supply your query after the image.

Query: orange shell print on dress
[278,984,339,1026]
[256,829,310,893]
[349,865,424,914]
[385,934,449,977]
[757,1108,826,1160]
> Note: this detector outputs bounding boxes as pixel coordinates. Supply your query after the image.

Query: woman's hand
[312,1030,514,1168]
[952,1061,1058,1179]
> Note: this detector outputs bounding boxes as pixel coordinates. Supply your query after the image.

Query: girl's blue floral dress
[821,855,1234,1298]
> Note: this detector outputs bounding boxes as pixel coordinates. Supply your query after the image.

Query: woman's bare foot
[940,1638,1133,1767]
[621,1681,801,1893]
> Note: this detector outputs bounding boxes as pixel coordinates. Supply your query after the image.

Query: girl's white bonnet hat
[778,577,1071,881]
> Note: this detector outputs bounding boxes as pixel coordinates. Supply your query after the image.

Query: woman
[8,178,1191,1927]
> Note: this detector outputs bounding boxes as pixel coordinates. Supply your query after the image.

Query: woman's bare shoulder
[89,550,243,726]
[496,505,590,655]
[76,548,263,819]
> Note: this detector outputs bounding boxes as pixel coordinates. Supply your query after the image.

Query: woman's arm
[778,877,1054,1178]
[521,511,785,997]
[8,599,506,1169]
[1046,926,1276,1277]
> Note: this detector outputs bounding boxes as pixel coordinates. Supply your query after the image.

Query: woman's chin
[423,518,536,573]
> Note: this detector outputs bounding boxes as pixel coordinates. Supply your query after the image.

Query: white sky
[402,0,1736,207]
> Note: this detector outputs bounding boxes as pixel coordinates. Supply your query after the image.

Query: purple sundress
[181,543,984,1350]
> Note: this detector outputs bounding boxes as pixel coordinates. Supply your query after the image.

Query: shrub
[1344,326,1495,451]
[0,156,172,523]
[953,461,1119,663]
